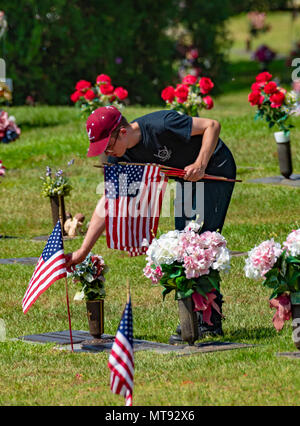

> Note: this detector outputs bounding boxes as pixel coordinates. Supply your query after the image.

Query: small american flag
[104,163,168,256]
[108,297,134,406]
[22,221,66,314]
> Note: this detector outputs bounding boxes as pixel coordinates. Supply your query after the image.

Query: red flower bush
[199,77,214,94]
[114,87,128,101]
[182,74,197,86]
[71,74,128,117]
[161,86,175,103]
[248,90,263,106]
[263,81,278,95]
[75,80,92,91]
[174,84,189,103]
[84,89,96,101]
[100,84,114,95]
[161,74,215,116]
[255,71,272,83]
[269,91,285,108]
[248,72,296,133]
[203,95,214,110]
[96,74,111,85]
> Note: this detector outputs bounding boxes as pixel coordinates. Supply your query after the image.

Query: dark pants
[174,143,236,330]
[174,143,236,233]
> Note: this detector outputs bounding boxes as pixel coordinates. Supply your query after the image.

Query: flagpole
[126,279,130,304]
[94,163,242,182]
[58,195,74,352]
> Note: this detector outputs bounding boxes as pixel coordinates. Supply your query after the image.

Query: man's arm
[65,196,106,268]
[184,117,221,182]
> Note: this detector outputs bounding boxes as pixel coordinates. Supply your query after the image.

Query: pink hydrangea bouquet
[143,222,230,324]
[0,110,21,143]
[161,75,214,117]
[0,160,5,178]
[244,229,300,330]
[70,74,128,117]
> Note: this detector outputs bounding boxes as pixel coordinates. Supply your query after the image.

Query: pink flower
[269,294,291,331]
[248,90,264,106]
[251,82,265,92]
[96,74,111,85]
[70,90,84,103]
[255,71,272,83]
[199,77,214,94]
[244,239,282,280]
[143,262,163,284]
[174,84,189,102]
[192,291,222,326]
[182,74,197,86]
[203,95,214,110]
[0,111,10,132]
[161,86,175,103]
[84,89,96,101]
[75,80,92,92]
[283,229,300,256]
[114,86,128,100]
[0,160,5,177]
[269,90,285,108]
[263,81,278,94]
[100,84,114,95]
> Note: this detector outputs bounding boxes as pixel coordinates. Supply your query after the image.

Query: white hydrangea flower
[212,247,231,272]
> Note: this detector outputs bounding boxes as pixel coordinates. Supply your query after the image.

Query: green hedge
[2,0,232,105]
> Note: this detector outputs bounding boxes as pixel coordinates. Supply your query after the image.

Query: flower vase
[177,296,198,345]
[86,300,104,338]
[50,195,67,234]
[273,131,293,179]
[291,292,300,350]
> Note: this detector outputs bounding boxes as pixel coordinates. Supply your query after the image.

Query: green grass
[0,100,299,406]
[1,12,300,406]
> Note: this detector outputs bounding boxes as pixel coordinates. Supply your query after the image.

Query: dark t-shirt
[108,110,224,169]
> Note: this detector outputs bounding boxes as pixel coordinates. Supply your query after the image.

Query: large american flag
[108,297,134,406]
[22,221,66,314]
[104,163,168,256]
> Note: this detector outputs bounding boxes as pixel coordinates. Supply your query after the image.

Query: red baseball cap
[86,106,122,157]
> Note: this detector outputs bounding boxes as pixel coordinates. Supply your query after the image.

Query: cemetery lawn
[0,94,300,406]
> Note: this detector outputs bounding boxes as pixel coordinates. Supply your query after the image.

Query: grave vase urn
[50,195,66,232]
[86,300,104,338]
[273,131,293,179]
[177,296,198,345]
[291,292,300,351]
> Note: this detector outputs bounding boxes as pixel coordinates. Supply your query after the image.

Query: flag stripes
[22,221,66,314]
[104,164,168,256]
[108,297,134,406]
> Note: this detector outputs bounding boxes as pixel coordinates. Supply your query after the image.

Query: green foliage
[40,166,72,198]
[263,251,300,299]
[2,0,178,105]
[160,262,221,301]
[2,0,232,105]
[1,102,300,405]
[178,0,233,92]
[70,253,108,301]
[229,0,289,14]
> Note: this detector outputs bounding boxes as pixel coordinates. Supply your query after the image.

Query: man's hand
[184,163,205,182]
[65,249,87,271]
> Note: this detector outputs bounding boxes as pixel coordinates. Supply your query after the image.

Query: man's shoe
[168,334,186,345]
